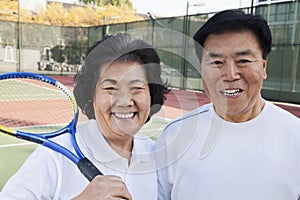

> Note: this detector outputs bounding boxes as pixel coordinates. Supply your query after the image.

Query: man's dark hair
[193,9,272,61]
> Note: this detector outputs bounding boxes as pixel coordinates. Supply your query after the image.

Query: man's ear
[262,58,268,80]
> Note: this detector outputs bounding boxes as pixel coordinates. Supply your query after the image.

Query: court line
[271,101,300,108]
[14,79,61,93]
[140,128,165,132]
[0,142,35,149]
[0,79,64,102]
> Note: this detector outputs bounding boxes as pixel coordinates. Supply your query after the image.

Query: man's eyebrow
[234,49,256,57]
[206,49,256,59]
[207,52,225,59]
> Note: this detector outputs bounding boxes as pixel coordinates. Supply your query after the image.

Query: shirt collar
[79,120,153,164]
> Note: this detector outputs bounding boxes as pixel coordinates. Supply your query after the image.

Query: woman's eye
[131,83,146,91]
[131,86,143,90]
[104,87,116,91]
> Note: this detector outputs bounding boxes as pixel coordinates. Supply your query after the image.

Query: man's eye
[209,61,223,67]
[238,59,251,64]
[237,59,254,67]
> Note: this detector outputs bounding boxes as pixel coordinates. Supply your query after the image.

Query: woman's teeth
[113,113,134,119]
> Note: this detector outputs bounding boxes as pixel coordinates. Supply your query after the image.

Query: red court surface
[53,76,300,120]
[156,89,300,119]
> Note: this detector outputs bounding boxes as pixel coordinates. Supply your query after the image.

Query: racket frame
[0,72,102,181]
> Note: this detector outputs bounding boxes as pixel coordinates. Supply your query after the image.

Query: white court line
[140,128,164,132]
[271,101,300,108]
[0,79,64,102]
[0,142,35,149]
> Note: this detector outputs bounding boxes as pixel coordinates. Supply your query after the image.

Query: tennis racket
[0,72,102,181]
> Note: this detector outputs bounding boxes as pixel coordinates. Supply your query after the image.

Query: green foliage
[80,0,133,7]
[0,0,141,27]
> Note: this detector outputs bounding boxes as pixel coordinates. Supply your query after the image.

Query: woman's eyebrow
[101,79,146,85]
[101,79,117,84]
[129,79,146,84]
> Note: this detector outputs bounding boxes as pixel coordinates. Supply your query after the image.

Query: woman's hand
[72,175,132,200]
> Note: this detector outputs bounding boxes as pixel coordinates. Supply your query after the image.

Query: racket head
[0,72,78,138]
[0,72,103,181]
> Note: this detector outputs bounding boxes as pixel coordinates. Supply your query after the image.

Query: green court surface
[0,116,169,190]
[0,134,37,190]
[0,79,66,101]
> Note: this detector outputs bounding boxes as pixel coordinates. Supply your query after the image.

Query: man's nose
[222,61,240,81]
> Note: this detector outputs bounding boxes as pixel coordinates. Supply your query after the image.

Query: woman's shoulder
[134,133,156,152]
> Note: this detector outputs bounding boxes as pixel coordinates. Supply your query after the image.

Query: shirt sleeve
[0,146,59,200]
[155,128,173,200]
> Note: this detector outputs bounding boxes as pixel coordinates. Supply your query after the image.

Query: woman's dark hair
[74,33,169,123]
[193,9,272,61]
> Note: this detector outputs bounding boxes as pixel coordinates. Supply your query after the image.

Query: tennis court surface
[1,76,300,190]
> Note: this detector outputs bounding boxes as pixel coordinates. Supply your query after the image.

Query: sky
[130,0,253,17]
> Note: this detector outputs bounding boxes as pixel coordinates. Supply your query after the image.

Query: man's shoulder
[164,103,211,131]
[266,101,300,121]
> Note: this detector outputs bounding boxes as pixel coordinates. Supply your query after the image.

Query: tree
[80,0,132,7]
[0,0,141,26]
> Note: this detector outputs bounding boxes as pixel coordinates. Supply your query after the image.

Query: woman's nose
[113,89,134,107]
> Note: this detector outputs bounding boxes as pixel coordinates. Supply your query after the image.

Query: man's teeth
[222,89,241,97]
[114,113,134,119]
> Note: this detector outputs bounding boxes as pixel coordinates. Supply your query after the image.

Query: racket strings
[0,78,75,134]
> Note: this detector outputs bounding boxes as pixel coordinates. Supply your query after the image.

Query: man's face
[201,30,267,122]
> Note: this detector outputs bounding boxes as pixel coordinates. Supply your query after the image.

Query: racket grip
[78,158,103,182]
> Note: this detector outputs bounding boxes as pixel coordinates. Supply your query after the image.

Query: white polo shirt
[0,120,157,200]
[156,101,300,200]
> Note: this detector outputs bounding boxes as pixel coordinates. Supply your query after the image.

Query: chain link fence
[0,1,299,103]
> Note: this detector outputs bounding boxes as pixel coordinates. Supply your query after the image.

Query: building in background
[256,0,295,5]
[252,0,300,102]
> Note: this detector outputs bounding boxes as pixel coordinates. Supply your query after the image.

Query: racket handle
[78,158,103,182]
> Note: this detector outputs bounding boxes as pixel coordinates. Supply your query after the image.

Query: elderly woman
[0,33,169,200]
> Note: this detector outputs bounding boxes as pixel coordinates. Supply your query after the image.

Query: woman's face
[93,61,151,140]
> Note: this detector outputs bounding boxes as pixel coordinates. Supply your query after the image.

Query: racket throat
[16,135,43,144]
